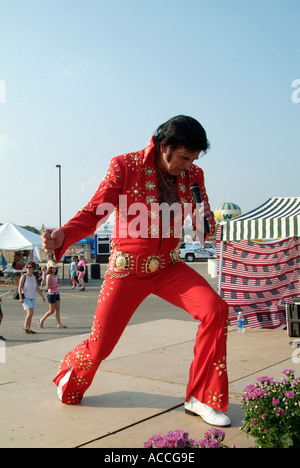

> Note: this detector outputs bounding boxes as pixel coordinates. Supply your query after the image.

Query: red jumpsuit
[53,137,229,410]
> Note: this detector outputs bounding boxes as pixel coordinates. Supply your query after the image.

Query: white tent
[0,222,42,261]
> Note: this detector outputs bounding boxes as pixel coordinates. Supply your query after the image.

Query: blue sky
[0,0,299,229]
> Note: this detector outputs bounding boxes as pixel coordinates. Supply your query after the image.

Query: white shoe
[185,397,231,427]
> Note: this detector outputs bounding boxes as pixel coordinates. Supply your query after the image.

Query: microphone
[189,182,210,236]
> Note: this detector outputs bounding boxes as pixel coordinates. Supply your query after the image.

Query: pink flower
[282,369,294,377]
[256,376,274,384]
[284,391,295,398]
[204,427,225,441]
[199,438,220,448]
[272,398,280,406]
[243,384,266,400]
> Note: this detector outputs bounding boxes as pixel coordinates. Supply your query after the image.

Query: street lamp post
[56,164,62,227]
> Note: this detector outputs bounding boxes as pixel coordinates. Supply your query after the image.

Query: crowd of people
[0,254,87,338]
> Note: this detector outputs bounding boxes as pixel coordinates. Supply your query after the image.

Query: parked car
[62,255,78,264]
[179,241,217,262]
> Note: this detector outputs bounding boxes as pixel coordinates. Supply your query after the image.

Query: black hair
[154,115,210,154]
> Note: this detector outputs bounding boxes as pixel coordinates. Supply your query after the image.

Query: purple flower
[204,427,225,441]
[282,369,294,377]
[144,427,231,449]
[177,438,187,448]
[256,376,274,384]
[276,408,285,416]
[156,437,168,448]
[144,429,201,448]
[165,429,190,448]
[243,385,266,400]
[199,438,220,448]
[284,391,295,398]
[168,429,189,440]
[188,438,198,448]
[143,434,166,448]
[272,398,280,406]
[244,384,256,394]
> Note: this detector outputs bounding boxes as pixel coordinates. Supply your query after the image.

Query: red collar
[142,136,156,164]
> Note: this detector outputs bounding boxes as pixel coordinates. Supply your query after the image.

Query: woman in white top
[18,261,46,334]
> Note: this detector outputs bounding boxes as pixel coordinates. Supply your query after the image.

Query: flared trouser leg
[53,272,153,404]
[153,263,229,411]
[53,262,229,410]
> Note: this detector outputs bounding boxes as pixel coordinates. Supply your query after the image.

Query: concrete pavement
[0,263,299,448]
[1,320,298,448]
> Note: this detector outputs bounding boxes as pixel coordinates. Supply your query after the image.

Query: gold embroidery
[90,319,102,342]
[149,225,159,237]
[131,154,142,165]
[75,349,93,371]
[213,356,227,377]
[126,182,145,201]
[145,195,157,204]
[71,376,89,386]
[66,392,81,405]
[208,391,224,409]
[145,180,155,191]
[142,166,155,176]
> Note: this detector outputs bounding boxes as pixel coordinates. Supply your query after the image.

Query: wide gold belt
[108,249,180,278]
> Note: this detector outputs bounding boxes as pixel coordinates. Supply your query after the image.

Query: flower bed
[143,369,299,449]
[241,369,300,448]
[143,427,233,448]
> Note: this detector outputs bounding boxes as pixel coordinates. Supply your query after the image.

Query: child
[40,267,47,291]
[70,256,79,289]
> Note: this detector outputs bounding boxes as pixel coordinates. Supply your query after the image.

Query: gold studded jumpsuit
[53,136,229,410]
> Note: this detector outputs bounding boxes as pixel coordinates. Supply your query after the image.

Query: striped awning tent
[217,197,300,329]
[220,197,300,241]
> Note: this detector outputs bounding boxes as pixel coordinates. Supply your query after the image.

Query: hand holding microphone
[189,182,211,237]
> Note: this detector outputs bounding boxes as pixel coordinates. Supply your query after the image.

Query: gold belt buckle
[112,250,177,277]
[141,254,167,274]
[146,255,160,273]
[114,251,130,270]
